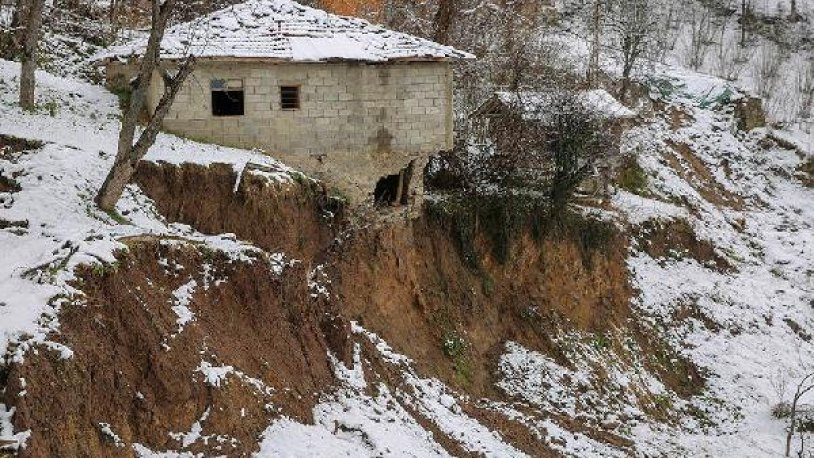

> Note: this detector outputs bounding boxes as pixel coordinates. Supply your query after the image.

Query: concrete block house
[99,0,473,205]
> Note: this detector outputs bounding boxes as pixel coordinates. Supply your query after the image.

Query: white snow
[0,405,30,451]
[0,58,295,367]
[616,68,814,456]
[255,326,511,457]
[491,88,636,121]
[3,8,814,454]
[98,422,125,448]
[195,361,235,388]
[170,408,210,448]
[170,279,197,333]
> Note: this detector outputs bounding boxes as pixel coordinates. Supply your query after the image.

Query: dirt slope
[0,159,708,456]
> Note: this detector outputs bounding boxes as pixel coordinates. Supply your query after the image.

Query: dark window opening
[374,174,401,205]
[374,161,415,206]
[280,86,300,110]
[212,90,245,116]
[211,78,244,117]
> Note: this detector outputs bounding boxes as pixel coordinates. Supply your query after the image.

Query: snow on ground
[610,69,814,456]
[0,59,527,457]
[0,58,296,357]
[170,278,197,335]
[0,58,301,449]
[255,328,524,457]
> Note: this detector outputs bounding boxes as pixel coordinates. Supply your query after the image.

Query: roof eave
[100,54,473,65]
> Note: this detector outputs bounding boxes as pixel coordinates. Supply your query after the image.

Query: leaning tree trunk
[587,0,602,88]
[95,57,195,211]
[19,0,45,110]
[95,0,196,212]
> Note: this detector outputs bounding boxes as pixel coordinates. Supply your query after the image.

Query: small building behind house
[97,0,473,206]
[471,89,638,197]
[471,89,637,145]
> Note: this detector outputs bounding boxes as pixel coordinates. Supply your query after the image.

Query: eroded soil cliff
[2,161,705,456]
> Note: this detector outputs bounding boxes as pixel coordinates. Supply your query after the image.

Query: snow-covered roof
[97,0,474,63]
[486,89,637,120]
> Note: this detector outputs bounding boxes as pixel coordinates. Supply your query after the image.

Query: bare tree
[684,4,715,72]
[783,373,814,457]
[789,0,801,22]
[752,41,784,99]
[95,0,196,211]
[740,0,752,47]
[433,0,455,44]
[446,91,614,213]
[651,1,680,64]
[586,0,603,88]
[18,0,45,110]
[797,56,814,120]
[606,0,656,101]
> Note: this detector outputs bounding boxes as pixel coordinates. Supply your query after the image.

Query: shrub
[615,155,649,195]
[426,192,549,268]
[427,194,616,270]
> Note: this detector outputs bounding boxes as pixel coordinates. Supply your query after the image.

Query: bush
[615,155,648,195]
[427,193,616,270]
[426,192,549,268]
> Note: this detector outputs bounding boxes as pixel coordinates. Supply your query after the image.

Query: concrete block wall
[108,60,454,204]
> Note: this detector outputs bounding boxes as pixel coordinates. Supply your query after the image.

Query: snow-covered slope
[0,59,294,373]
[614,71,814,455]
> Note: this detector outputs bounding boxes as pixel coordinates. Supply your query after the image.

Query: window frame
[279,85,301,111]
[211,78,246,117]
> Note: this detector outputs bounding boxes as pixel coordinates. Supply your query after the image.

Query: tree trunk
[587,0,601,88]
[433,0,455,44]
[109,0,121,42]
[787,403,796,457]
[96,0,192,212]
[18,0,45,110]
[740,0,747,47]
[96,58,196,210]
[96,158,139,211]
[790,0,800,21]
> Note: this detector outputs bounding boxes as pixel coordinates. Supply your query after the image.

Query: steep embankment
[2,150,704,456]
[5,239,348,457]
[105,156,701,456]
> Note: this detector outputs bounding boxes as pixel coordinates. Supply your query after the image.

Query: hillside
[0,48,813,457]
[1,0,814,455]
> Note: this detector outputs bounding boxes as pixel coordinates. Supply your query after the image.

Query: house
[98,0,473,206]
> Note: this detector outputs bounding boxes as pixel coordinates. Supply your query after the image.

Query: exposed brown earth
[0,135,42,159]
[664,140,745,210]
[333,219,635,398]
[797,158,814,188]
[635,218,731,272]
[133,161,344,261]
[4,239,349,457]
[2,161,707,456]
[0,174,20,193]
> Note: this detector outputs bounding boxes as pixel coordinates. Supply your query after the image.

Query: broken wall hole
[374,161,415,206]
